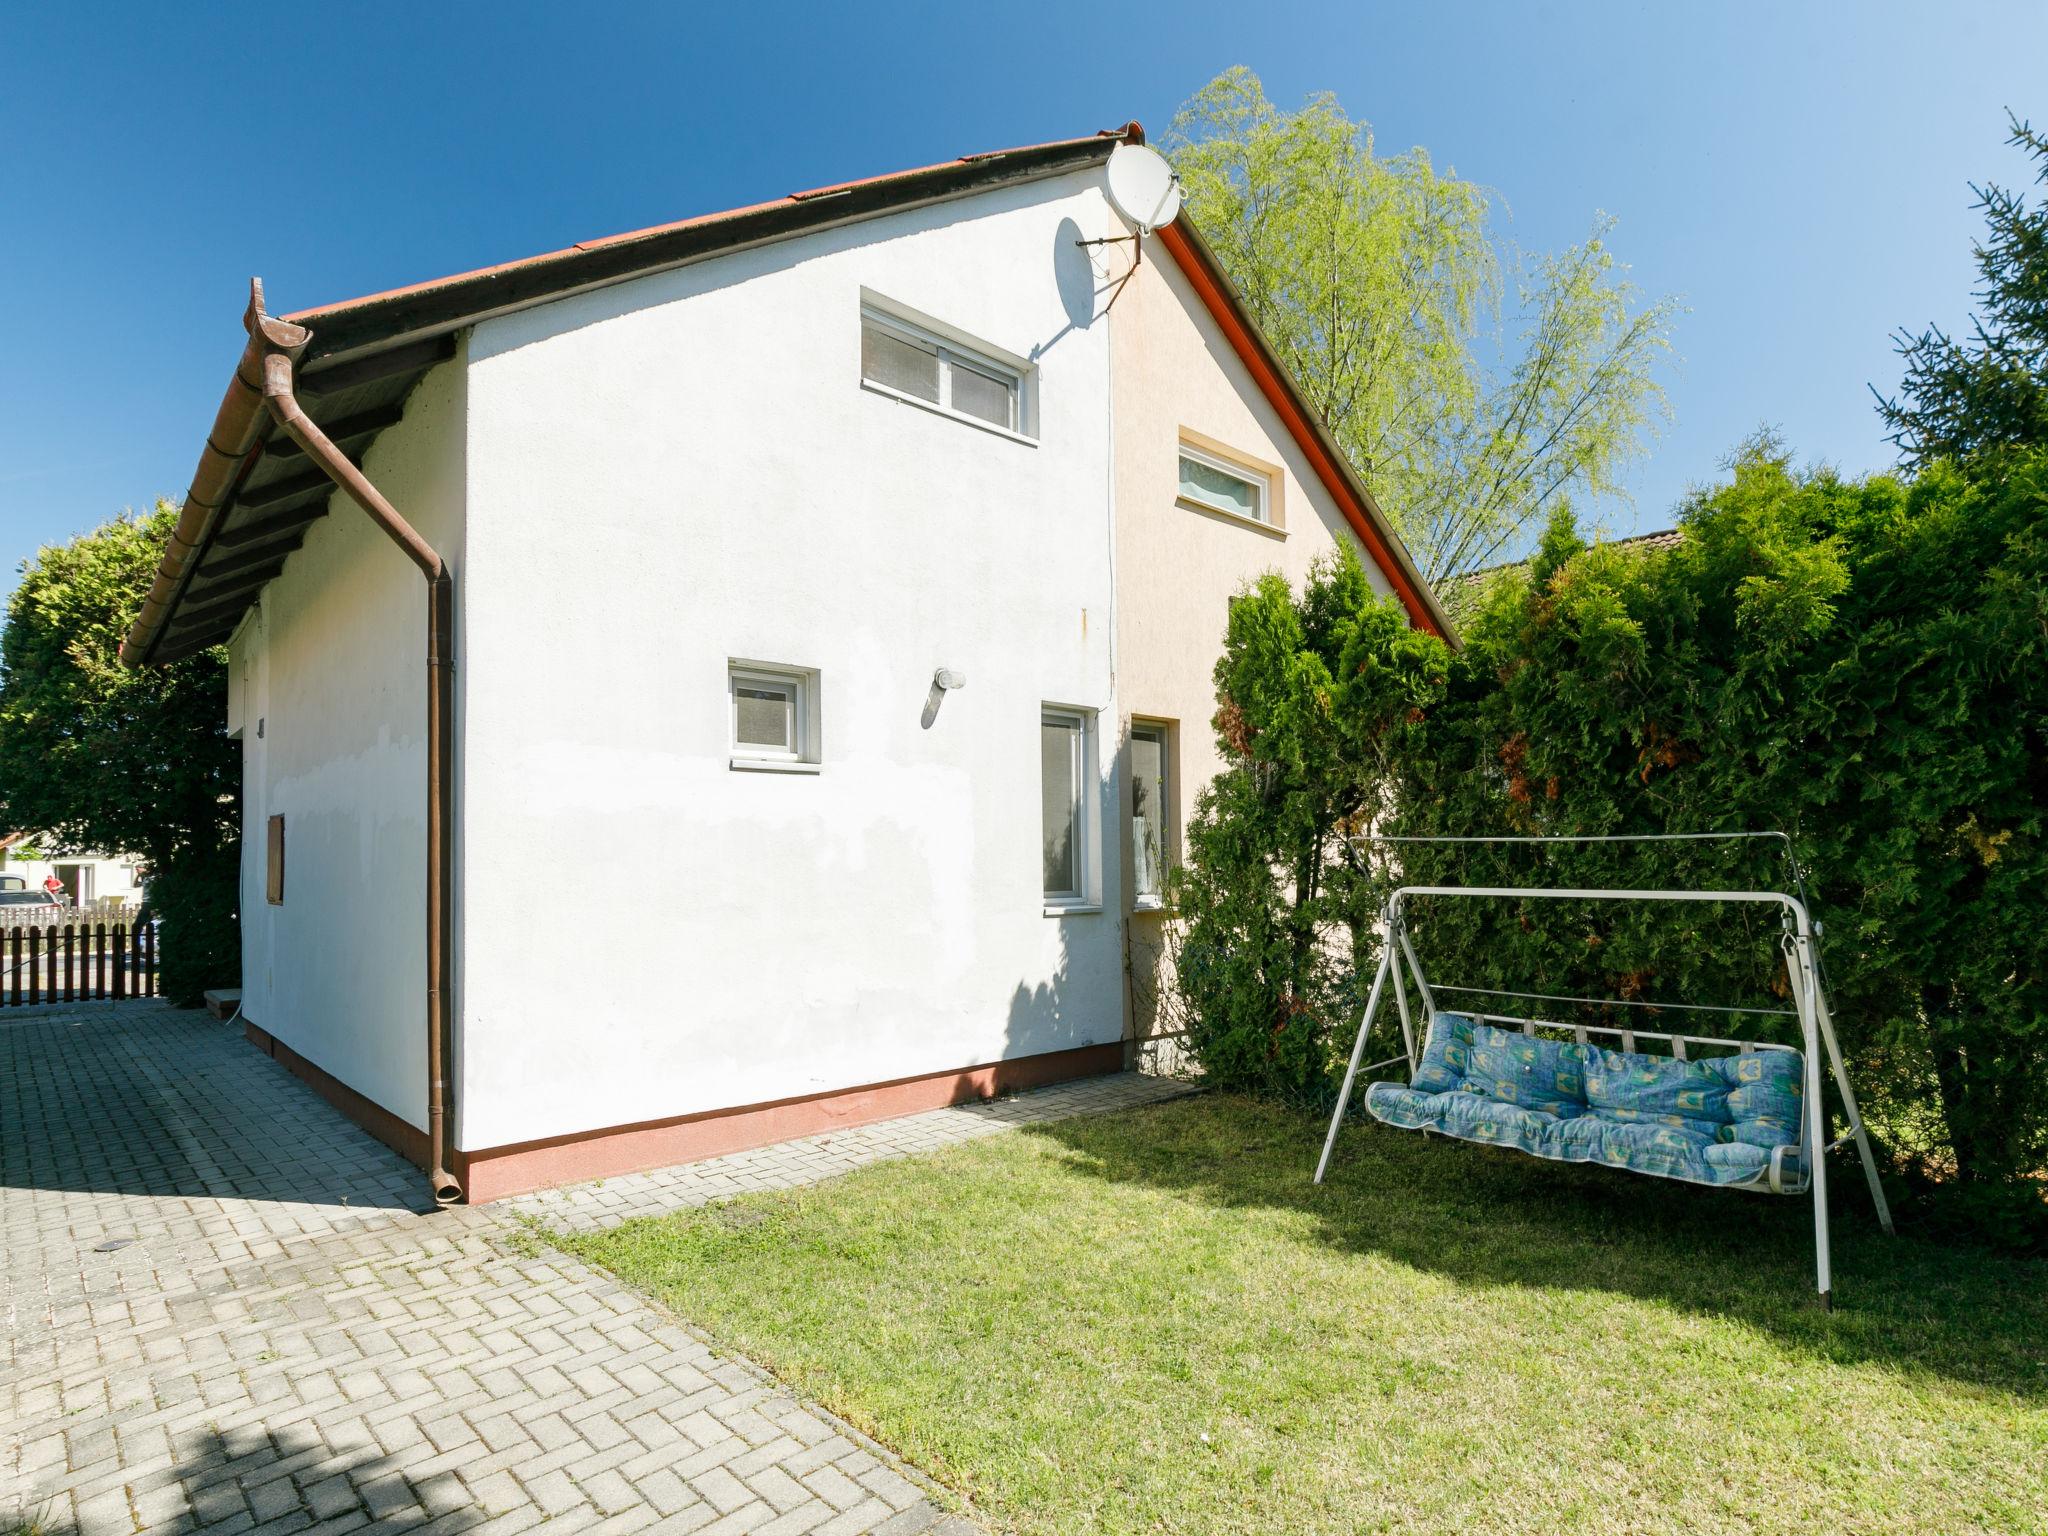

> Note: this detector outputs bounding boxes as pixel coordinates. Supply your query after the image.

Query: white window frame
[729,662,822,773]
[1129,720,1172,912]
[859,296,1035,442]
[1041,705,1099,914]
[1177,440,1275,528]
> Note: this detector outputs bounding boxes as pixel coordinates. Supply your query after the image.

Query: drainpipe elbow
[259,350,312,432]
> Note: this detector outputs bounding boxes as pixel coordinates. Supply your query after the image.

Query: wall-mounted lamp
[921,668,967,730]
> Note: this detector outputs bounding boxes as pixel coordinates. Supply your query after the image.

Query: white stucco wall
[228,354,466,1130]
[457,172,1125,1150]
[0,846,144,908]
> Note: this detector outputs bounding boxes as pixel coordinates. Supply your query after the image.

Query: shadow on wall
[8,1421,484,1536]
[1122,914,1196,1077]
[1003,916,1094,1067]
[1003,693,1134,1076]
[1028,216,1125,361]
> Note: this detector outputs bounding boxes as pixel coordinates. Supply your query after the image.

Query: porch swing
[1312,833,1896,1308]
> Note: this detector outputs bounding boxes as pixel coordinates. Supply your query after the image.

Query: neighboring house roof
[1452,526,1686,591]
[121,124,1449,667]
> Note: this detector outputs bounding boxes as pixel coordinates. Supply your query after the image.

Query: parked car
[0,887,65,916]
[0,875,25,891]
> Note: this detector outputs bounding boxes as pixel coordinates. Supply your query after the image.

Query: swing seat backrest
[1367,1013,1806,1190]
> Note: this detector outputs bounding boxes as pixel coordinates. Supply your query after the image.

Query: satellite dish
[1104,143,1183,235]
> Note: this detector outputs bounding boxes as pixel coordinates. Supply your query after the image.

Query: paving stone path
[3,1001,1194,1535]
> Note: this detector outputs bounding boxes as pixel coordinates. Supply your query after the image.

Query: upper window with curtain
[1176,435,1282,531]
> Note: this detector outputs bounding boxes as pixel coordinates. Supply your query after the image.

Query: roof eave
[283,128,1140,370]
[118,285,309,668]
[121,127,1143,666]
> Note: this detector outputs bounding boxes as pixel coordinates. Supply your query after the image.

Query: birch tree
[1165,69,1677,581]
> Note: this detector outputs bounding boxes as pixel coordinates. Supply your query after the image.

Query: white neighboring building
[123,125,1449,1201]
[0,835,145,911]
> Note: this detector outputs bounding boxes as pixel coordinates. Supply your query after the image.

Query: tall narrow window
[266,814,285,905]
[1130,722,1171,908]
[861,303,1026,434]
[1041,708,1087,903]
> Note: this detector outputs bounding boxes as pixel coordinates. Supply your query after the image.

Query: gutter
[165,280,462,1205]
[120,285,301,667]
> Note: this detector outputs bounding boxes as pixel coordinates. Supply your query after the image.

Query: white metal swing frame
[1313,872,1896,1308]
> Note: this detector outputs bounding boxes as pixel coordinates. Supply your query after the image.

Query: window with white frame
[1177,442,1271,524]
[861,303,1026,434]
[729,662,820,770]
[1040,707,1093,906]
[1130,722,1172,908]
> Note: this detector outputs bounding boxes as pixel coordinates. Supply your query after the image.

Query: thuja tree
[1173,442,2047,1235]
[0,503,240,1004]
[1421,446,2046,1196]
[1167,549,1448,1103]
[1878,114,2048,468]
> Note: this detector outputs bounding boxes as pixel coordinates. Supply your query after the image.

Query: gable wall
[1109,239,1400,1036]
[456,171,1126,1156]
[227,351,468,1131]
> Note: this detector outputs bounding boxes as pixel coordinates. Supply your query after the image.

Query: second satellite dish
[1104,143,1183,234]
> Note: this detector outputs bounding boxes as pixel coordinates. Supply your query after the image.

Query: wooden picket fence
[0,919,158,1006]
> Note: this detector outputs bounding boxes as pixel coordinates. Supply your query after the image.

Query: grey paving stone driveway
[3,1000,1191,1535]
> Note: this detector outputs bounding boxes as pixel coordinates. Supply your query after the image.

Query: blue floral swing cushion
[1364,1013,1805,1189]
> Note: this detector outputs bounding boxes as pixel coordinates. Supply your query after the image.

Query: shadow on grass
[1020,1091,2048,1401]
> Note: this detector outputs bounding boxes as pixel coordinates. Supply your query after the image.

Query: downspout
[247,289,462,1206]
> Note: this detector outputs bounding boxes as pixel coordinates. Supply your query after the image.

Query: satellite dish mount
[1077,142,1185,302]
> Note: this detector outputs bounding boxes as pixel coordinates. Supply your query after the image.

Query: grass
[562,1093,2048,1536]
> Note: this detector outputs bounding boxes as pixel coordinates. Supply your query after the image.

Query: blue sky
[3,2,2042,598]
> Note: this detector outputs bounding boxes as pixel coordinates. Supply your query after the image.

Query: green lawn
[560,1094,2048,1536]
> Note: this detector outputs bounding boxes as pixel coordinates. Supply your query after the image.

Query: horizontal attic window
[1177,445,1271,524]
[860,302,1026,435]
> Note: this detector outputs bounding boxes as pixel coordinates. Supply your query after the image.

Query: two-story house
[120,123,1449,1202]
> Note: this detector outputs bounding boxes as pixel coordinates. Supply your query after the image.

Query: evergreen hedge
[1170,442,2048,1245]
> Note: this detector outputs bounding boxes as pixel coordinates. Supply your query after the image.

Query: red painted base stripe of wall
[240,1017,1123,1204]
[456,1041,1126,1203]
[245,1018,432,1168]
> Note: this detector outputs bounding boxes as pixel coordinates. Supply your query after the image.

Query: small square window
[730,663,820,771]
[1177,443,1273,525]
[861,301,1027,436]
